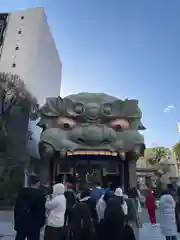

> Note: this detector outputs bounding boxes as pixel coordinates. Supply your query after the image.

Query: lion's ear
[40,97,59,117]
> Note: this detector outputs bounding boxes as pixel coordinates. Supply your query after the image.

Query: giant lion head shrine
[0,73,146,205]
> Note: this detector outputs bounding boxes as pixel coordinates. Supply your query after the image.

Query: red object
[146,189,156,224]
[66,182,73,189]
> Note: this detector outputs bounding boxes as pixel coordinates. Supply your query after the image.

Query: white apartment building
[0,7,62,106]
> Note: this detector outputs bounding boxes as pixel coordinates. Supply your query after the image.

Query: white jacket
[46,183,66,227]
[159,194,177,237]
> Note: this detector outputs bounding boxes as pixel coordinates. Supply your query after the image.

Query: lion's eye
[56,117,76,129]
[108,119,130,130]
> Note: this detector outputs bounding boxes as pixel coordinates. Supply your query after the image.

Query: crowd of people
[13,174,180,240]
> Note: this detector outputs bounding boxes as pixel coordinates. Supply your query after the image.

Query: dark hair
[103,191,111,203]
[55,174,63,183]
[28,174,40,186]
[128,187,138,199]
[167,184,173,190]
[81,188,91,199]
[109,182,116,191]
[162,188,171,195]
[40,185,53,196]
[96,182,101,186]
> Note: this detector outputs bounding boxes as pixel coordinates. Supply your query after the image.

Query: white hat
[52,183,65,198]
[114,188,123,197]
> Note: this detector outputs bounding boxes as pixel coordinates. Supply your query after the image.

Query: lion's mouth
[66,150,118,156]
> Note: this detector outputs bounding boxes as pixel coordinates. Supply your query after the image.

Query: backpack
[71,201,93,230]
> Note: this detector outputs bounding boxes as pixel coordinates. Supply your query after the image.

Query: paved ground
[139,209,165,240]
[0,209,177,240]
[139,223,166,240]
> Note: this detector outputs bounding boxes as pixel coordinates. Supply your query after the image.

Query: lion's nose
[82,126,103,146]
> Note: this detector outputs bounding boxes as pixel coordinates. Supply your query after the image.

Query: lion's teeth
[66,151,117,156]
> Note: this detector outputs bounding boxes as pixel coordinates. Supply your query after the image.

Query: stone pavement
[0,222,14,239]
[0,211,14,239]
[139,223,165,240]
[0,209,178,239]
[0,223,167,240]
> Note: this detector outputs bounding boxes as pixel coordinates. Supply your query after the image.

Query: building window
[18,30,22,34]
[12,63,16,68]
[21,16,24,19]
[15,46,19,50]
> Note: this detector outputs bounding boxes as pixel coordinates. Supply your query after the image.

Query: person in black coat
[40,184,53,196]
[64,183,77,226]
[14,175,46,240]
[102,201,136,240]
[70,189,97,240]
[81,189,98,227]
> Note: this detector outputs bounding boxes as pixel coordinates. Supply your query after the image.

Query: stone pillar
[129,160,137,187]
[120,163,124,191]
[24,169,28,187]
[40,159,51,186]
[124,160,129,192]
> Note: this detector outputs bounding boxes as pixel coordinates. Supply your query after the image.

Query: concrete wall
[0,7,62,106]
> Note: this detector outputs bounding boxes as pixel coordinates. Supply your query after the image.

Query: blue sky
[1,0,180,148]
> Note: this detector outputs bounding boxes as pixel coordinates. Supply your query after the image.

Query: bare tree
[0,72,39,205]
[0,73,39,133]
[145,147,170,165]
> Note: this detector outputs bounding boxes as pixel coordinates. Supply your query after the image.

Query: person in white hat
[102,188,136,240]
[113,188,128,215]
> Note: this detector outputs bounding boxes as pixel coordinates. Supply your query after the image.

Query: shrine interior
[50,153,130,191]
